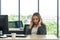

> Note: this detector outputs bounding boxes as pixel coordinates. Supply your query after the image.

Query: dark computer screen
[0,15,8,34]
[8,21,23,28]
[15,21,23,28]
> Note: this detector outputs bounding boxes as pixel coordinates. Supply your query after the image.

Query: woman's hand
[29,21,33,29]
[38,20,41,27]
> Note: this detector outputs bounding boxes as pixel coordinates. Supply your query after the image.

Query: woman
[28,12,46,35]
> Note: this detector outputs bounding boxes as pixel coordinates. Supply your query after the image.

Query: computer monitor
[0,15,8,34]
[8,21,23,28]
[15,21,23,28]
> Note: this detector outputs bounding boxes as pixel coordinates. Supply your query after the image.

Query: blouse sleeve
[37,24,47,35]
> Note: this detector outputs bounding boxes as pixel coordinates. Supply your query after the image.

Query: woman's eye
[36,18,38,20]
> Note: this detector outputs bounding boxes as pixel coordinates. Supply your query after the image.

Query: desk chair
[24,24,30,35]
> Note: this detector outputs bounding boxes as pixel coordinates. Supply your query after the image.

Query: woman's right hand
[29,21,33,29]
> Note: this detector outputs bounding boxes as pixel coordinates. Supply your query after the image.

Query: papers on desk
[9,28,21,30]
[9,28,24,31]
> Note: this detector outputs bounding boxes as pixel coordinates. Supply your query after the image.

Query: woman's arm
[37,24,47,35]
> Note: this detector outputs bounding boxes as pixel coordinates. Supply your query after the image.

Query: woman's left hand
[38,20,41,26]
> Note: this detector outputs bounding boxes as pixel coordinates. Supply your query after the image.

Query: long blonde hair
[31,12,44,27]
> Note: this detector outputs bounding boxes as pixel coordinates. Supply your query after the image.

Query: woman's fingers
[29,21,33,29]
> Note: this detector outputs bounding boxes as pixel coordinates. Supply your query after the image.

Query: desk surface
[0,35,58,40]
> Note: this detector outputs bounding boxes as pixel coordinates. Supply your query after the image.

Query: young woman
[28,12,46,35]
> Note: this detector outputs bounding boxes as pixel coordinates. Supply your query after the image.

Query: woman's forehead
[33,16,39,19]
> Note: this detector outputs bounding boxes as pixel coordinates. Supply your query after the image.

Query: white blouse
[31,26,39,34]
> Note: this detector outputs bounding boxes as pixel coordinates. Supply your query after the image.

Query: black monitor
[0,15,8,34]
[8,21,23,28]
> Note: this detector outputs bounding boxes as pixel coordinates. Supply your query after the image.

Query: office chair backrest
[24,24,30,35]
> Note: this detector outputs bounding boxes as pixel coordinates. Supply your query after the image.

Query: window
[39,0,57,35]
[20,0,38,25]
[1,0,18,21]
[59,0,60,38]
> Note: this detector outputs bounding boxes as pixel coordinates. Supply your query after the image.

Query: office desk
[0,35,58,40]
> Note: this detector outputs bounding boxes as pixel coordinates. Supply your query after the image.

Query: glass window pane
[59,0,60,38]
[39,0,57,35]
[20,0,38,25]
[1,0,18,21]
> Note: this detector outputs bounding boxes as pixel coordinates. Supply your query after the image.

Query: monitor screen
[8,21,23,28]
[0,15,8,34]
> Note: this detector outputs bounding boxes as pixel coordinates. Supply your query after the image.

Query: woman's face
[32,15,39,25]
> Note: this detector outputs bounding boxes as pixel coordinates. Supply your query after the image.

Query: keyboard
[16,34,26,37]
[5,34,26,37]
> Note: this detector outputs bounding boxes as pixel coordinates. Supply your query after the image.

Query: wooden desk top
[3,35,58,40]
